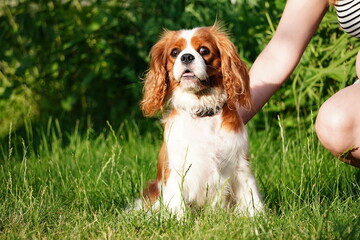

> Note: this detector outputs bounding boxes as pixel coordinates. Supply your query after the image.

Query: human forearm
[240,0,328,123]
[241,40,305,123]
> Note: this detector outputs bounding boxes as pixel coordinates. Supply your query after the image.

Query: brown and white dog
[137,24,263,217]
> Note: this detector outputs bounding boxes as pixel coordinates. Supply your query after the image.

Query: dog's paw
[125,198,144,213]
[234,201,264,217]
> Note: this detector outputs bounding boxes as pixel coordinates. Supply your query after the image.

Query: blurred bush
[0,0,358,136]
[0,0,283,135]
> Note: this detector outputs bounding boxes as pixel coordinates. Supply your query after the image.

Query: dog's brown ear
[211,24,252,110]
[140,31,170,117]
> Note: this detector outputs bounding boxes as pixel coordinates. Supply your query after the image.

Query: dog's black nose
[181,54,195,64]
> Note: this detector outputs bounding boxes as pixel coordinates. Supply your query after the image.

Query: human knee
[316,100,354,154]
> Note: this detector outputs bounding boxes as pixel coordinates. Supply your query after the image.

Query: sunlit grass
[0,118,359,239]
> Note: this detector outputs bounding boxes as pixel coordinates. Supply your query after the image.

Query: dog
[137,24,263,217]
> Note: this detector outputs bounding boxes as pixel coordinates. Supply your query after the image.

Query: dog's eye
[170,48,180,58]
[199,46,210,56]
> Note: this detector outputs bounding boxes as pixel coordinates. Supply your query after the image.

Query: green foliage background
[0,0,359,135]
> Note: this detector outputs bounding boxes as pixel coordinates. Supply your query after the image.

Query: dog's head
[141,23,251,117]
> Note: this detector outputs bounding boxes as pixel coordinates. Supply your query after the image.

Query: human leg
[315,83,360,168]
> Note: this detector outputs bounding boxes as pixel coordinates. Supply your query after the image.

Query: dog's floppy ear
[140,31,171,117]
[211,24,252,110]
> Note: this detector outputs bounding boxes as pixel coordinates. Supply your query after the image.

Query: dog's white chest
[164,110,248,205]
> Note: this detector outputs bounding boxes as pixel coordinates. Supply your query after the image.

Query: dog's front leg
[161,174,186,218]
[231,160,263,216]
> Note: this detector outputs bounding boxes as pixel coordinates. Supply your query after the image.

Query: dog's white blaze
[180,28,197,47]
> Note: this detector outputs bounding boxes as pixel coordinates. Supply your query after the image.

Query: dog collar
[192,105,223,118]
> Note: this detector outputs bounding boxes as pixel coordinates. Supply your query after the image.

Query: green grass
[0,117,359,239]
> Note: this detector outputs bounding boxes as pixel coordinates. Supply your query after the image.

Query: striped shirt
[335,0,360,38]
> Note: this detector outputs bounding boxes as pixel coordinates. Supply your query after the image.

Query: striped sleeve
[335,0,360,38]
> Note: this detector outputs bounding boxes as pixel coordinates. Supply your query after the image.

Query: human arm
[240,0,329,123]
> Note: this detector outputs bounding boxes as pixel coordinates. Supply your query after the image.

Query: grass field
[0,117,359,239]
